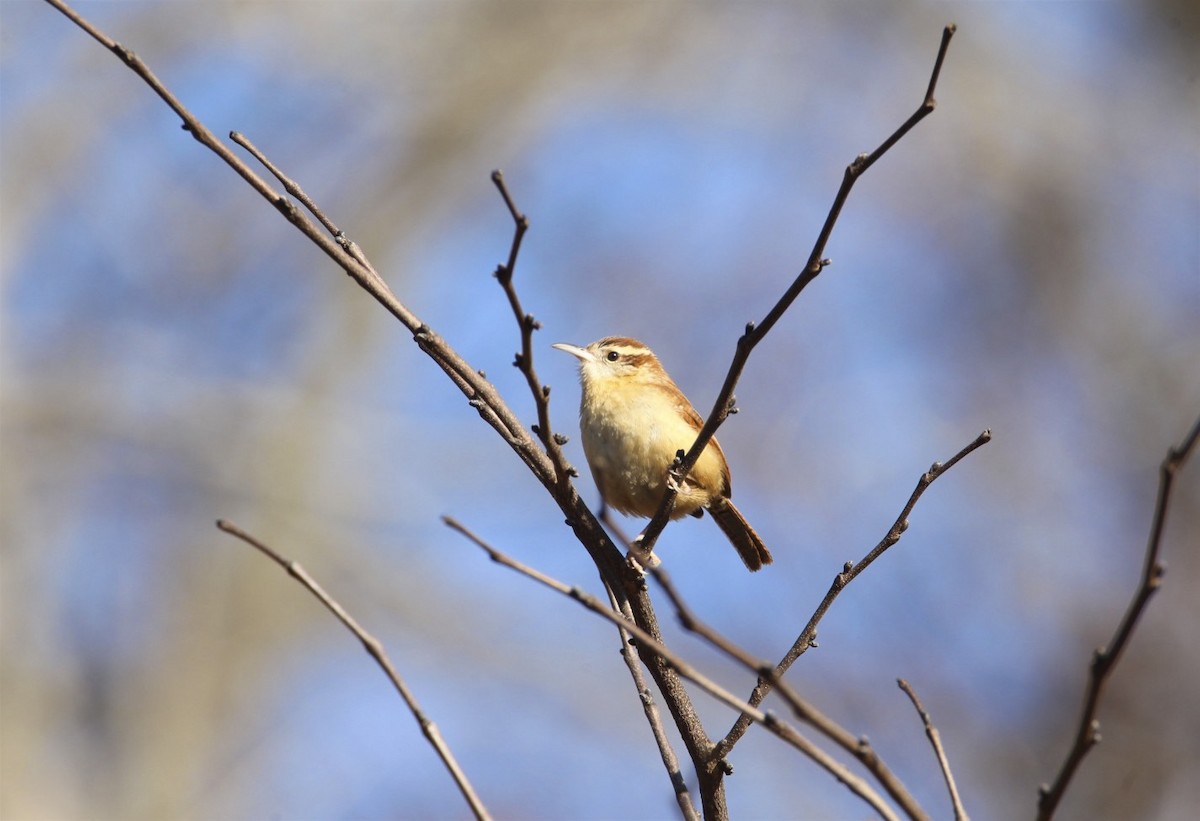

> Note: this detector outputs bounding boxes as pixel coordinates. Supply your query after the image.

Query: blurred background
[2,2,1197,819]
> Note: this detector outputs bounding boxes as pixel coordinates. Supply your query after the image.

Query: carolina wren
[553,337,773,572]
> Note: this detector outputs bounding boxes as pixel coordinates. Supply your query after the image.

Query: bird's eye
[606,351,620,362]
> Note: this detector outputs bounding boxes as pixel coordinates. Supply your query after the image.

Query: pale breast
[580,387,727,518]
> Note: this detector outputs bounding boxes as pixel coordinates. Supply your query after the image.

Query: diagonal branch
[42,0,552,492]
[42,0,730,810]
[214,520,492,821]
[229,130,384,284]
[637,24,958,552]
[41,0,654,618]
[714,429,991,760]
[1036,412,1200,819]
[898,679,968,821]
[441,516,762,724]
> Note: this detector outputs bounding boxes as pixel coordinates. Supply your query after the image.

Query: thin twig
[601,503,666,572]
[489,170,576,491]
[214,520,492,821]
[229,131,382,282]
[637,23,958,553]
[898,679,968,821]
[596,505,697,817]
[1036,412,1200,819]
[714,429,991,761]
[603,586,700,821]
[651,567,927,821]
[441,516,899,821]
[594,519,690,812]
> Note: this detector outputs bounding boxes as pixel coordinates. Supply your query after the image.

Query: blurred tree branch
[898,678,969,821]
[1037,412,1200,819]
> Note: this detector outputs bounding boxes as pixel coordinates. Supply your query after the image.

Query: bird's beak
[552,342,593,362]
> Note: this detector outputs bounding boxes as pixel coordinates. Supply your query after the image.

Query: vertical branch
[1036,413,1200,819]
[482,173,728,814]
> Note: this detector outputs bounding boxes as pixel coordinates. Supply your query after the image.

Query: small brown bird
[553,336,772,571]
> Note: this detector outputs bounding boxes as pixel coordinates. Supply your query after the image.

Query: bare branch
[637,24,958,552]
[442,516,899,820]
[214,520,491,821]
[604,587,699,821]
[1036,412,1200,819]
[491,169,529,285]
[651,567,927,821]
[898,679,968,821]
[605,500,927,816]
[229,131,381,280]
[715,429,991,760]
[42,0,555,495]
[489,170,577,492]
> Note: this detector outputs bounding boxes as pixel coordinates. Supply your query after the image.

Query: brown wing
[649,381,733,497]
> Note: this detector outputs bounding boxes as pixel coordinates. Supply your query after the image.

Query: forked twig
[607,439,975,821]
[638,24,958,552]
[1036,413,1200,819]
[898,679,968,821]
[214,520,491,821]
